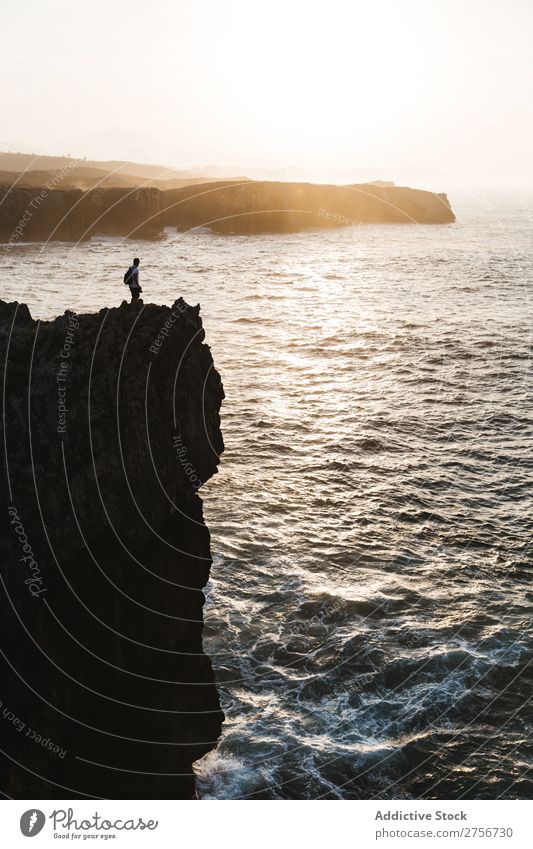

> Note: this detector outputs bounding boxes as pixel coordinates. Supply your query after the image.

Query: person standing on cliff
[125,257,142,304]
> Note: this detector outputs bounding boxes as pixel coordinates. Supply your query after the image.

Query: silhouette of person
[128,257,142,303]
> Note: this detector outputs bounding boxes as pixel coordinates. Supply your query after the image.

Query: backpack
[123,267,133,286]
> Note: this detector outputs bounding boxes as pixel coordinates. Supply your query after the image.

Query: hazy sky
[2,0,533,184]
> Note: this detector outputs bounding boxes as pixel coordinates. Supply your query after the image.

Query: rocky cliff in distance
[0,179,455,243]
[160,180,455,234]
[0,297,224,799]
[0,185,163,242]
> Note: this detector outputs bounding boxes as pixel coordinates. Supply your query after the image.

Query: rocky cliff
[160,180,455,233]
[0,297,224,799]
[0,185,162,243]
[0,179,454,243]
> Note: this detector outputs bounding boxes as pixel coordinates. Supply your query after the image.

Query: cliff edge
[0,297,224,798]
[0,179,455,243]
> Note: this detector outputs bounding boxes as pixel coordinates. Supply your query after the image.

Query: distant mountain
[37,126,185,165]
[0,151,197,180]
[0,152,249,191]
[0,140,36,155]
[0,146,452,194]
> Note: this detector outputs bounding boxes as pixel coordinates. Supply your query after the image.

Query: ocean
[1,189,532,799]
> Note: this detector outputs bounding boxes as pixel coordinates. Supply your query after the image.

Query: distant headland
[0,152,455,243]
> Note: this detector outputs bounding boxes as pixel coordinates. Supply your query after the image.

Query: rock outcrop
[0,297,224,798]
[160,180,455,233]
[0,185,162,242]
[0,179,455,243]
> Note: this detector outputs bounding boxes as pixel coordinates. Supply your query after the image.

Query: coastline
[0,180,455,244]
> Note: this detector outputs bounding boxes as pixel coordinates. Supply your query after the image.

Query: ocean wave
[6,199,531,800]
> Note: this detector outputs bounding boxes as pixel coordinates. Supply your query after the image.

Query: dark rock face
[161,180,455,233]
[0,180,454,243]
[0,186,161,243]
[0,297,224,798]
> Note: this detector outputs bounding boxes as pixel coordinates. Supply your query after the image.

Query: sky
[2,0,533,186]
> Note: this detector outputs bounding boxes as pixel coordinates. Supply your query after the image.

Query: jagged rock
[0,297,224,798]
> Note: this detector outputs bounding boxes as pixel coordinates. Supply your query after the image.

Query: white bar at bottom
[1,799,531,849]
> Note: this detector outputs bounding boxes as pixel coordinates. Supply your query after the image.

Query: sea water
[2,189,531,799]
